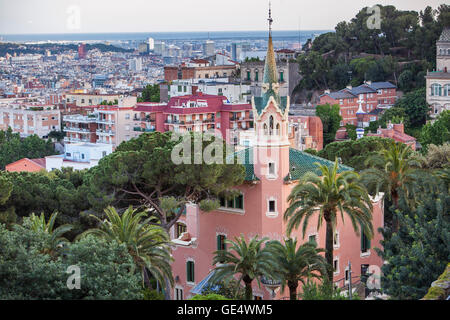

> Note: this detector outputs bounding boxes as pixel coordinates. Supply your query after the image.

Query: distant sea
[0,30,331,43]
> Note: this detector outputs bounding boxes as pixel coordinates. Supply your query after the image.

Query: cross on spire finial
[268,1,273,33]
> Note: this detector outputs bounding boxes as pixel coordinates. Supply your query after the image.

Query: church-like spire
[252,3,289,116]
[263,2,278,86]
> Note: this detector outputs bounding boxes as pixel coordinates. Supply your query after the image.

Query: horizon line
[0,29,333,36]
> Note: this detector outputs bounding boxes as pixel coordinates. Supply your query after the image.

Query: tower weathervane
[268,1,273,33]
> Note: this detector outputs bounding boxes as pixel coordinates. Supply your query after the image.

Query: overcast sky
[0,0,445,34]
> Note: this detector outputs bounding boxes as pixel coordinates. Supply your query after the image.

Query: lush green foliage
[300,280,359,300]
[0,169,91,233]
[419,110,450,152]
[201,279,245,300]
[138,84,160,102]
[211,235,277,300]
[297,4,448,93]
[78,206,173,287]
[367,87,429,138]
[285,160,373,282]
[0,128,56,169]
[190,294,230,300]
[316,136,395,171]
[265,239,328,300]
[142,288,165,300]
[375,169,450,299]
[0,224,143,299]
[315,104,342,145]
[86,131,245,231]
[420,143,450,169]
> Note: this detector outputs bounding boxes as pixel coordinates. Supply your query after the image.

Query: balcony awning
[190,269,220,295]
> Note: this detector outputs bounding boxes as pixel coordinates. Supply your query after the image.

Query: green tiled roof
[253,33,289,116]
[254,96,288,116]
[286,148,353,181]
[232,147,353,182]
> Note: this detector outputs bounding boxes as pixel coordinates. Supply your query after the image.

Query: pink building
[133,94,253,145]
[170,25,384,300]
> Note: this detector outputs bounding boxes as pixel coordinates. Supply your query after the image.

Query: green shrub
[190,294,230,300]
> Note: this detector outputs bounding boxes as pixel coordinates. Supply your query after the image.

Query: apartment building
[240,59,301,98]
[0,103,60,138]
[133,93,253,144]
[63,97,140,148]
[6,143,112,172]
[168,79,251,103]
[64,93,121,107]
[425,27,450,119]
[164,62,238,82]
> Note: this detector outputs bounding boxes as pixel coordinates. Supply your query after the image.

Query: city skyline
[0,0,446,34]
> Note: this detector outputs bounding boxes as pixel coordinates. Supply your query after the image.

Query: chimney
[365,80,372,85]
[346,85,352,90]
[393,123,404,134]
[324,89,331,94]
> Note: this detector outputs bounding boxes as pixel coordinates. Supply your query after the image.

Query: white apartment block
[169,79,251,103]
[46,142,112,171]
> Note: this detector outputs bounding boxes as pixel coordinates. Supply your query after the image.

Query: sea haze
[0,30,331,43]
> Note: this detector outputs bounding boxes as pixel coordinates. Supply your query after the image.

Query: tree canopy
[0,128,57,169]
[86,131,246,231]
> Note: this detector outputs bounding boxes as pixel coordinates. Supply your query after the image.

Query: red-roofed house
[5,158,46,172]
[367,122,417,150]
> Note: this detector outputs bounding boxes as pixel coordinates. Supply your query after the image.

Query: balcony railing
[96,129,115,136]
[63,115,98,123]
[134,117,155,123]
[133,127,155,132]
[97,119,115,125]
[64,127,91,133]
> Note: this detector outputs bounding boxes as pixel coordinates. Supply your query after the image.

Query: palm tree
[27,212,73,256]
[266,238,327,300]
[78,206,174,289]
[284,159,373,283]
[211,234,277,300]
[361,141,420,231]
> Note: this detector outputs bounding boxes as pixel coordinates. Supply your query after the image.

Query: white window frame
[266,198,278,218]
[333,257,340,275]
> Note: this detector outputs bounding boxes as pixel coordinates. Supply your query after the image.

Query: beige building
[426,27,450,118]
[0,104,61,138]
[64,93,121,107]
[240,60,301,99]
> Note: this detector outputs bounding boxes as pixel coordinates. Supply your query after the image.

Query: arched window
[431,83,442,96]
[269,116,274,135]
[263,123,268,135]
[276,123,280,135]
[444,84,450,96]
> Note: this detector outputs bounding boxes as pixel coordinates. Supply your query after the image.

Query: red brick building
[319,81,397,139]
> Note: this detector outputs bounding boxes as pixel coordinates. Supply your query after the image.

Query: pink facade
[134,93,253,144]
[169,34,385,299]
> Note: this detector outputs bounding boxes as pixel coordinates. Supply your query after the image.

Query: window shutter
[186,262,190,281]
[217,235,221,251]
